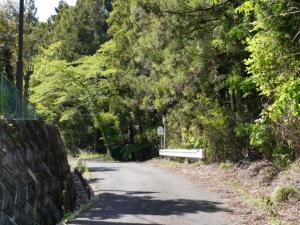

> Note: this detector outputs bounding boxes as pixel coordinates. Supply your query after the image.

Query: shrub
[250,120,275,160]
[271,186,298,203]
[272,143,292,170]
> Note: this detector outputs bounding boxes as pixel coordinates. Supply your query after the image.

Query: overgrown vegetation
[1,0,300,163]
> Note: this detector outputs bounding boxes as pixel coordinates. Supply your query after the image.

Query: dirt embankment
[148,158,300,225]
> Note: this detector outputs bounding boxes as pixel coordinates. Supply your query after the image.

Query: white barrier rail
[159,149,205,159]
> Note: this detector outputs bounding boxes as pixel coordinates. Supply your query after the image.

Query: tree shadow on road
[69,192,231,224]
[69,221,161,225]
[89,178,105,183]
[92,190,159,195]
[88,167,120,172]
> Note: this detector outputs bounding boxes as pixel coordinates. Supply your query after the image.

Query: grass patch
[75,159,89,173]
[78,151,113,161]
[232,181,273,211]
[220,161,234,169]
[192,160,206,168]
[231,181,280,224]
[151,158,179,169]
[75,159,91,180]
[161,158,180,169]
[271,186,298,203]
[60,195,99,225]
[231,180,297,225]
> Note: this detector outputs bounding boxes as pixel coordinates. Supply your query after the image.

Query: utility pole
[16,0,24,115]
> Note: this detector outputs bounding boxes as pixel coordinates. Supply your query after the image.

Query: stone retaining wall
[0,119,75,225]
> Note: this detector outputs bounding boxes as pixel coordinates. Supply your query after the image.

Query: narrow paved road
[69,161,231,225]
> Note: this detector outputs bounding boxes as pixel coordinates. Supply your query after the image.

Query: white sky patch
[35,0,77,21]
[0,0,77,22]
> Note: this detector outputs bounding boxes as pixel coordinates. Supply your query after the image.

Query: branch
[292,31,300,42]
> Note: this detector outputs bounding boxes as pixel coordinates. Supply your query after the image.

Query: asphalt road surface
[68,161,231,225]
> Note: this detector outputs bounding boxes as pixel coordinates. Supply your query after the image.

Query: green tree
[241,0,300,159]
[29,0,300,163]
[0,2,17,82]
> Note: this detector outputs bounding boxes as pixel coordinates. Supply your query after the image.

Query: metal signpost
[162,115,166,149]
[157,126,164,149]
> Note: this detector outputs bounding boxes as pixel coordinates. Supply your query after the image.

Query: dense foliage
[1,0,300,162]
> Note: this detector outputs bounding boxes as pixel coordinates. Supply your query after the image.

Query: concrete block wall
[0,119,75,225]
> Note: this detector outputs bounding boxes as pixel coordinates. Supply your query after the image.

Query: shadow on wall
[69,192,231,225]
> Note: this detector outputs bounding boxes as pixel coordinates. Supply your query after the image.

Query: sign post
[157,126,164,149]
[162,115,166,149]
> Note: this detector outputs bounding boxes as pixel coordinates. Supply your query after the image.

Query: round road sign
[157,126,164,136]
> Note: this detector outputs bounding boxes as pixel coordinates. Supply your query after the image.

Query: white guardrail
[159,149,205,159]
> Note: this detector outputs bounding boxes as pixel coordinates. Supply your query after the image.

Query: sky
[0,0,77,22]
[35,0,77,21]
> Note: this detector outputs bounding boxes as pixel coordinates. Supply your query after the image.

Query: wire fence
[0,74,37,120]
